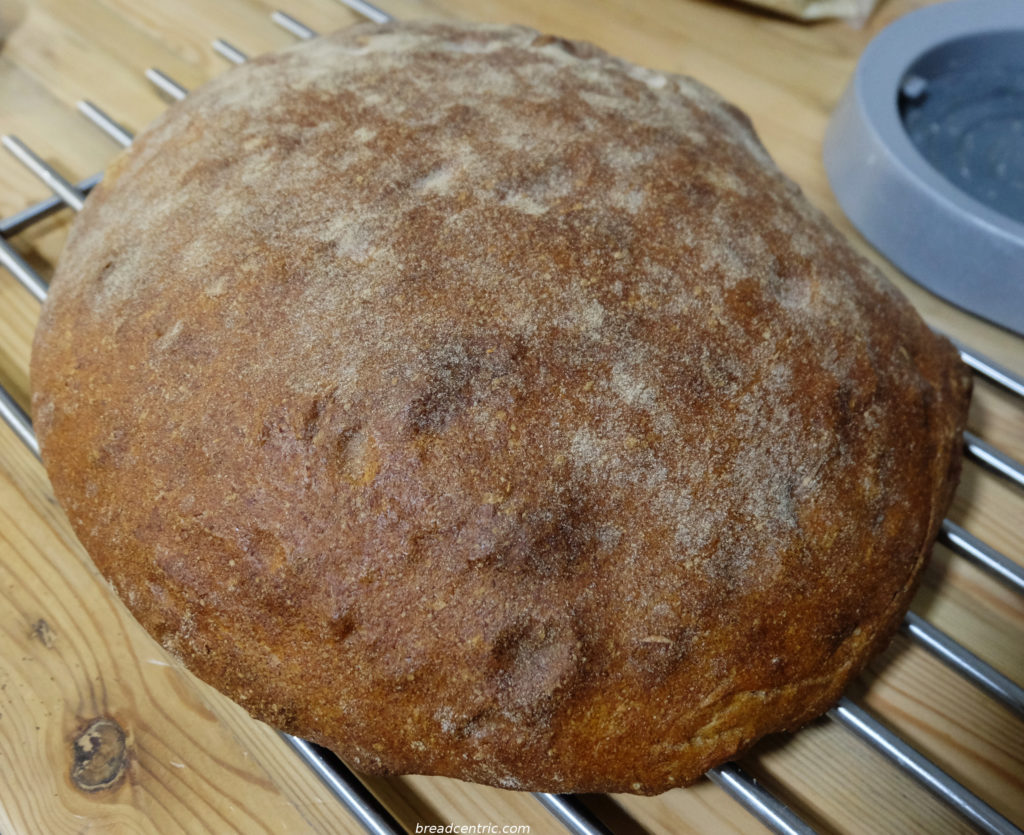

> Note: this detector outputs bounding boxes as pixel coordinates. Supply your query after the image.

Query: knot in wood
[70,717,128,792]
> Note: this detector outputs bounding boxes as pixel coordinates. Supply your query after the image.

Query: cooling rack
[0,1,1022,833]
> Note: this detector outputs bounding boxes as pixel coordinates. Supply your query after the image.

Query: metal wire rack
[0,2,1022,833]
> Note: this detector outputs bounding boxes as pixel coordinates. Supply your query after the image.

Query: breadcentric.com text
[414,824,530,834]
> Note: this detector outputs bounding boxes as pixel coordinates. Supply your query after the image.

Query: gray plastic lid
[824,0,1024,336]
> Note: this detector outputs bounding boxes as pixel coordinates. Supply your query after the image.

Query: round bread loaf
[31,21,971,794]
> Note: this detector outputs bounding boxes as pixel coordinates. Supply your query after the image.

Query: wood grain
[0,0,1021,833]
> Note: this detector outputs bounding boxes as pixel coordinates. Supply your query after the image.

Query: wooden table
[1,0,1021,832]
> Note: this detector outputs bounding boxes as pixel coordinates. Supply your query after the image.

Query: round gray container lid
[824,0,1024,337]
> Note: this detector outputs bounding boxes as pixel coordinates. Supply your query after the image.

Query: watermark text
[414,824,530,834]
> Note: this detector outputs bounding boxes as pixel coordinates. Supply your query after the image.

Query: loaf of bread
[31,21,971,794]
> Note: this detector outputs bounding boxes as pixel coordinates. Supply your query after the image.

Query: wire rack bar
[939,519,1024,594]
[533,794,615,835]
[830,698,1022,835]
[947,336,1024,400]
[0,385,39,459]
[282,736,406,835]
[272,10,317,40]
[338,0,394,24]
[77,101,134,147]
[145,68,188,102]
[964,431,1024,491]
[707,764,816,835]
[903,612,1024,717]
[2,136,86,212]
[0,107,125,306]
[0,236,48,303]
[213,38,249,65]
[0,173,100,237]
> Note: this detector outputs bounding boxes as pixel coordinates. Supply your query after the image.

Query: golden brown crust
[31,21,971,794]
